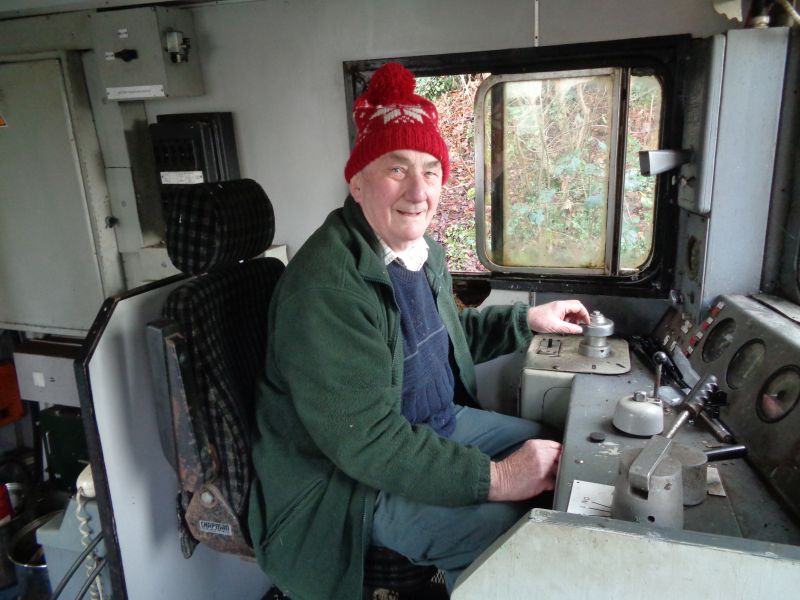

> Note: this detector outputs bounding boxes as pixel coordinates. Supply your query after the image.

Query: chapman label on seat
[199,520,233,536]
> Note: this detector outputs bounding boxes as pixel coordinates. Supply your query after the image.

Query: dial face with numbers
[757,367,800,423]
[726,339,766,389]
[702,318,737,363]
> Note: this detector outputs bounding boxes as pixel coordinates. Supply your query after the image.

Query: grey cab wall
[0,0,739,413]
[128,0,734,412]
[0,0,736,276]
[145,0,735,259]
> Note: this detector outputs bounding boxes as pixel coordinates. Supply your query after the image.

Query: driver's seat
[147,178,440,597]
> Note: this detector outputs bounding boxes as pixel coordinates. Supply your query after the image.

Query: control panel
[520,296,800,541]
[683,295,800,521]
[458,297,800,599]
[90,6,203,101]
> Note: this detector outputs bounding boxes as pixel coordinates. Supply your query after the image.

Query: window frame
[343,34,690,298]
[475,67,626,277]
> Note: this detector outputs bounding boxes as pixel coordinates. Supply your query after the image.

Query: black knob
[588,431,606,443]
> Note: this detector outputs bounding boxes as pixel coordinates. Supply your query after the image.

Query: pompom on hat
[344,62,449,184]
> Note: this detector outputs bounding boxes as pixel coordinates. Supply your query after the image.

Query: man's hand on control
[488,439,562,502]
[527,300,591,335]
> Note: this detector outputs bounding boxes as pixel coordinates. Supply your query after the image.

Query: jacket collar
[342,196,446,285]
[342,196,391,284]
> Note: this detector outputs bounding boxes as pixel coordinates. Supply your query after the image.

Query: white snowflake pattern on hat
[344,61,449,183]
[371,105,429,125]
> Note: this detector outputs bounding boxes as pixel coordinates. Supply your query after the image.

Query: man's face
[349,149,443,252]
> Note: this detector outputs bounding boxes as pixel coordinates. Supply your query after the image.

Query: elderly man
[249,62,590,600]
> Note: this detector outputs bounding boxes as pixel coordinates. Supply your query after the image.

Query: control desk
[453,295,800,599]
[554,353,800,543]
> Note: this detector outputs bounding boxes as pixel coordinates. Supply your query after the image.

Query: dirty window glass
[476,68,663,275]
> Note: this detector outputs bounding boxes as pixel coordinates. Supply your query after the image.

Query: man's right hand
[488,439,561,502]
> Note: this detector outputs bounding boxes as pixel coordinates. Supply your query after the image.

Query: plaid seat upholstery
[166,179,276,275]
[363,547,438,589]
[162,179,284,540]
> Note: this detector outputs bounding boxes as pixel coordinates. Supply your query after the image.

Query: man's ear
[349,173,363,203]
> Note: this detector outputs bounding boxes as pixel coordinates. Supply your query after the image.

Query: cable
[76,491,105,600]
[777,0,800,24]
[48,532,104,600]
[75,559,108,600]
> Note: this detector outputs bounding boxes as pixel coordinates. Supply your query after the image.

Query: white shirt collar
[378,236,429,272]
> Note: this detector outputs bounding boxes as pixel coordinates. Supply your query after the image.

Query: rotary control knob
[578,311,614,358]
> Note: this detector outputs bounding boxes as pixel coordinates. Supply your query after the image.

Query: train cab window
[344,35,687,295]
[475,68,662,275]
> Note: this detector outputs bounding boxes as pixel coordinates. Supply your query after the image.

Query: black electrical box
[150,112,240,185]
[150,112,241,210]
[38,406,88,492]
[150,120,221,185]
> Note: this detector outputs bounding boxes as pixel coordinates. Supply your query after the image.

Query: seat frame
[147,319,254,557]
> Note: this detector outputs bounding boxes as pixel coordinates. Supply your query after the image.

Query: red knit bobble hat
[344,62,449,184]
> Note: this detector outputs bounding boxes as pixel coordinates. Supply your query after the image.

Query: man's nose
[405,172,427,202]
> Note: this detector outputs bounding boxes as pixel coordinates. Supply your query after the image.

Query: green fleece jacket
[248,197,532,600]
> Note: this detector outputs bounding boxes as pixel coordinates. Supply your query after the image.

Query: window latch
[639,149,692,176]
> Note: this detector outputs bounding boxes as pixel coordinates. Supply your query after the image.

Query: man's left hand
[527,300,591,334]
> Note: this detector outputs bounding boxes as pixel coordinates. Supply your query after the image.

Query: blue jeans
[370,405,553,592]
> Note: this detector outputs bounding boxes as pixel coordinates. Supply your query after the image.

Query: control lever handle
[665,374,718,439]
[652,351,668,400]
[628,434,672,493]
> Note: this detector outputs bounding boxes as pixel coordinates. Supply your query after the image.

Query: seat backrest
[148,179,284,557]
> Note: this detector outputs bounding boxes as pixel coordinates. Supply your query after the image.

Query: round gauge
[702,318,737,363]
[757,366,800,423]
[726,340,766,389]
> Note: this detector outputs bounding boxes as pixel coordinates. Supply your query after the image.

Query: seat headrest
[165,179,275,275]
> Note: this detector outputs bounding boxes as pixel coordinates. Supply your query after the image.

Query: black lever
[629,335,690,390]
[704,444,747,461]
[114,49,139,62]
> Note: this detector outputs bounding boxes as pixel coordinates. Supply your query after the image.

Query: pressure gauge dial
[757,366,800,423]
[702,318,737,363]
[726,339,766,389]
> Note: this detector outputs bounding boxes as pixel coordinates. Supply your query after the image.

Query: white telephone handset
[76,464,95,498]
[75,464,105,599]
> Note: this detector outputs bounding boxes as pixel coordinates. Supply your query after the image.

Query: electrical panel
[90,6,203,101]
[150,112,240,185]
[674,28,789,323]
[0,57,124,335]
[150,112,241,209]
[677,35,724,215]
[150,120,220,185]
[157,112,241,181]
